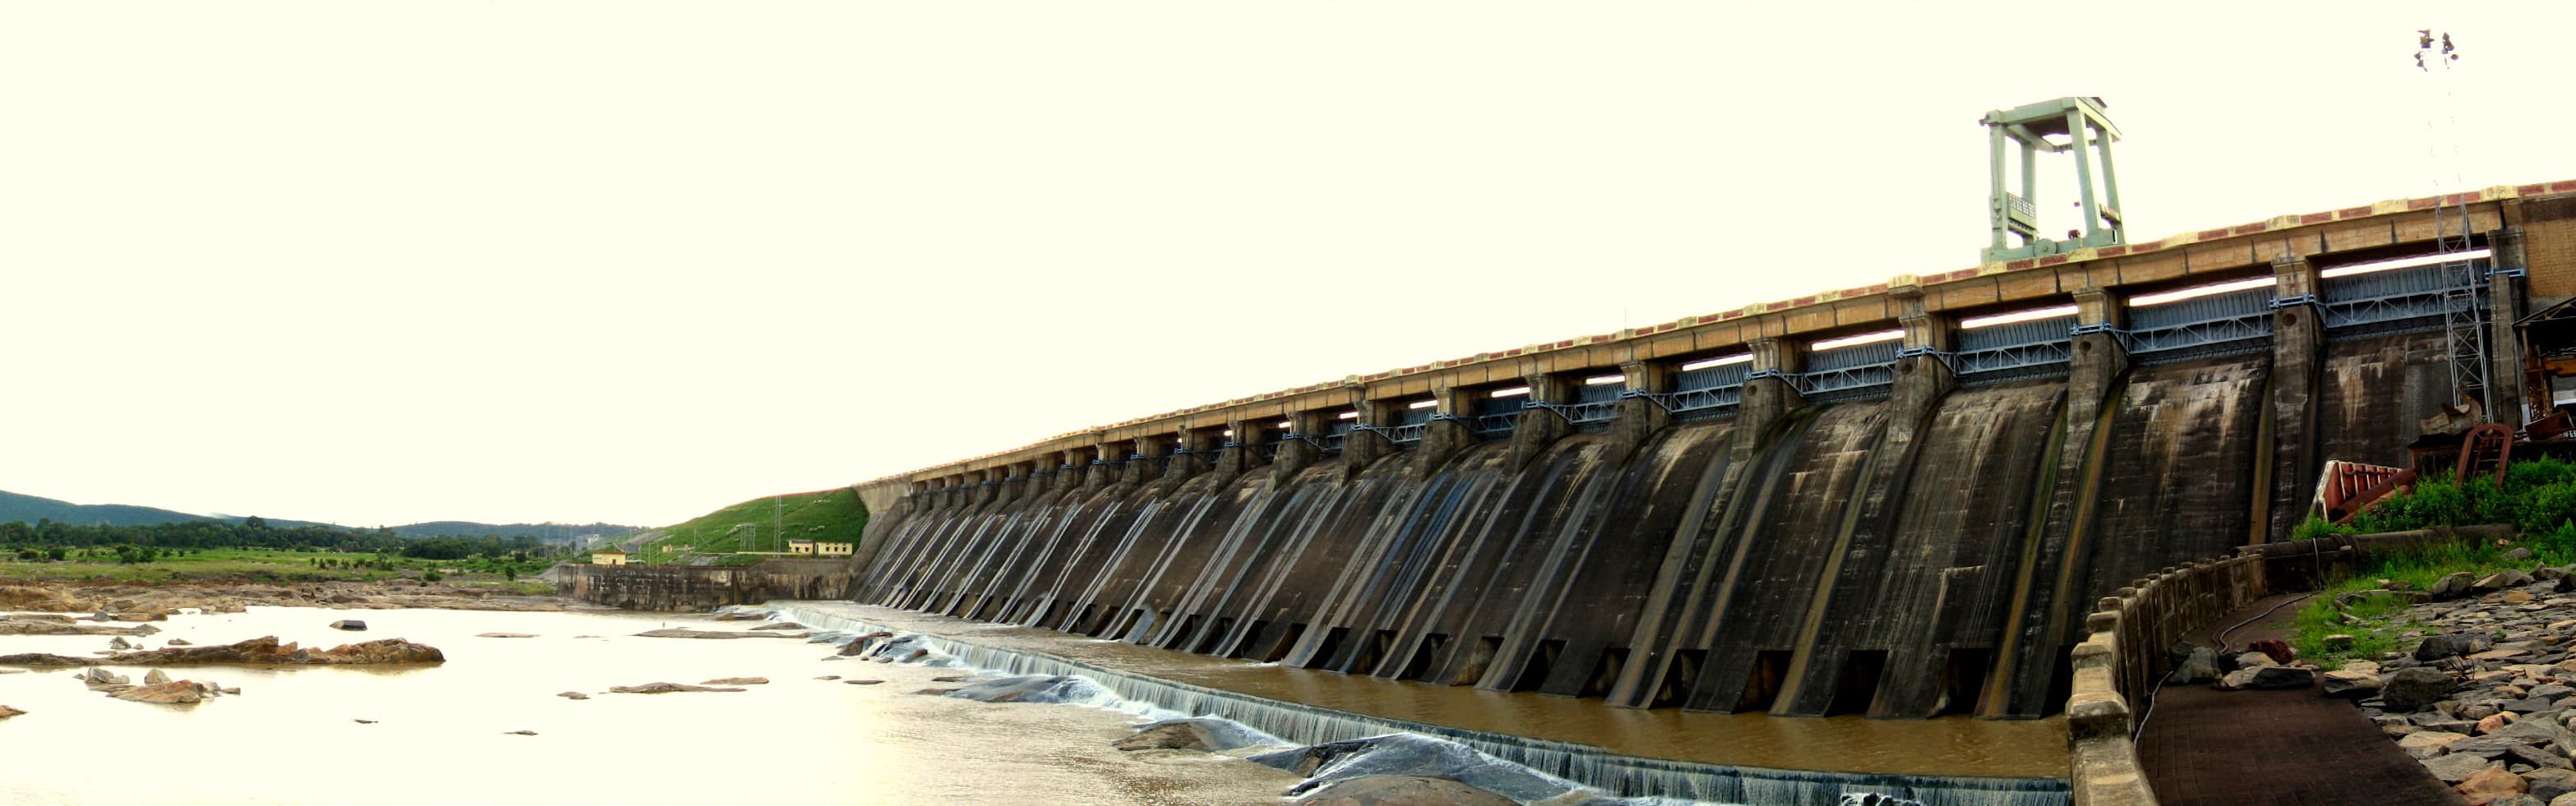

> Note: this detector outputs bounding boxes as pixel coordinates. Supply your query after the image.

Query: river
[0,606,1301,805]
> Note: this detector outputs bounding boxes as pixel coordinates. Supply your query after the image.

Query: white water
[773,601,2071,806]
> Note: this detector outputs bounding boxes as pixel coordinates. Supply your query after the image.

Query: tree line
[0,516,581,560]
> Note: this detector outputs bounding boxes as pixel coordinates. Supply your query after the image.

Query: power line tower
[2418,30,2492,415]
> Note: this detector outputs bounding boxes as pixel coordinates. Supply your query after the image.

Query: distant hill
[0,489,643,541]
[0,490,207,527]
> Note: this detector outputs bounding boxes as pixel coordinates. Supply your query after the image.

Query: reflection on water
[807,602,2069,781]
[0,606,1298,806]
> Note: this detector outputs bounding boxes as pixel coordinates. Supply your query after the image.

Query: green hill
[622,488,869,565]
[0,490,215,527]
[0,489,643,541]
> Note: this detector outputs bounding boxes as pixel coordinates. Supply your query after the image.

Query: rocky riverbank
[0,578,570,619]
[2286,564,2576,806]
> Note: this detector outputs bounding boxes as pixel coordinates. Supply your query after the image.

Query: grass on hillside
[0,546,553,594]
[626,488,868,565]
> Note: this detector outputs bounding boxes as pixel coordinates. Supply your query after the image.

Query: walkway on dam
[2135,592,2463,805]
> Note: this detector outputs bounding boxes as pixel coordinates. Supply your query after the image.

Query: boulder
[2509,548,2538,561]
[631,629,806,640]
[0,705,22,720]
[2423,634,2495,662]
[2401,730,2471,758]
[2460,767,2532,805]
[142,670,169,685]
[556,692,589,700]
[108,680,213,704]
[2428,753,2502,782]
[2435,573,2481,600]
[1112,719,1272,753]
[844,679,884,685]
[2508,743,2573,771]
[699,677,769,686]
[77,668,129,689]
[2528,768,2576,803]
[2323,670,2384,698]
[2481,571,2539,592]
[607,683,746,694]
[1254,735,1573,803]
[2246,666,2315,689]
[2387,667,2459,712]
[328,620,367,631]
[1290,776,1516,806]
[2167,646,2221,684]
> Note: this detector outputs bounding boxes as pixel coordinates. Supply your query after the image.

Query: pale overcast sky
[5,2,2572,528]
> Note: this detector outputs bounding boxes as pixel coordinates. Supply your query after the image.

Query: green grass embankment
[625,487,868,565]
[2287,457,2576,664]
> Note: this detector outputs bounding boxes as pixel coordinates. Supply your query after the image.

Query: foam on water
[763,602,2066,806]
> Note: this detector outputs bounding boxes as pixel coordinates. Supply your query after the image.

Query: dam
[844,179,2576,729]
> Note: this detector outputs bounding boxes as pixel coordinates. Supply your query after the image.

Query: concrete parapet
[2061,552,2269,806]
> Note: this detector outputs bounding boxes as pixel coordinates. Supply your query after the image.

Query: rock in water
[504,730,538,735]
[749,622,806,631]
[699,677,769,686]
[142,670,169,685]
[607,682,746,694]
[476,633,537,638]
[1290,776,1515,806]
[843,679,883,685]
[1113,719,1273,753]
[556,692,589,700]
[108,680,210,704]
[329,620,367,631]
[0,705,23,720]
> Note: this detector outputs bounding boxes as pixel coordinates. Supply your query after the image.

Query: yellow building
[817,541,853,557]
[591,548,627,565]
[787,539,815,555]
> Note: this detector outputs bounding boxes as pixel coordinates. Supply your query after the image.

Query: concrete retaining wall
[2064,554,2268,806]
[556,559,855,610]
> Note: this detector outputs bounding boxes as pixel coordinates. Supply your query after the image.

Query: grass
[626,487,868,565]
[2285,527,2576,665]
[0,547,553,594]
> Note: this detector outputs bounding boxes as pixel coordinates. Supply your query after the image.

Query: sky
[6,2,2575,528]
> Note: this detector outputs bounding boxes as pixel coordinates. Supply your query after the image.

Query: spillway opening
[2044,645,2075,716]
[1581,647,1628,698]
[1826,649,1889,716]
[1166,615,1203,649]
[1354,629,1396,674]
[1938,647,1995,716]
[1193,618,1234,655]
[1041,600,1072,629]
[1265,623,1308,663]
[1310,626,1352,669]
[1400,633,1447,681]
[1734,650,1793,712]
[1654,649,1708,708]
[1230,620,1272,659]
[1512,639,1567,693]
[1458,635,1503,685]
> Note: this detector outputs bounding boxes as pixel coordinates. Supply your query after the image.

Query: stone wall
[2064,554,2269,806]
[556,559,855,611]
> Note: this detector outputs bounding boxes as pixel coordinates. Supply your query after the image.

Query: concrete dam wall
[852,186,2575,720]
